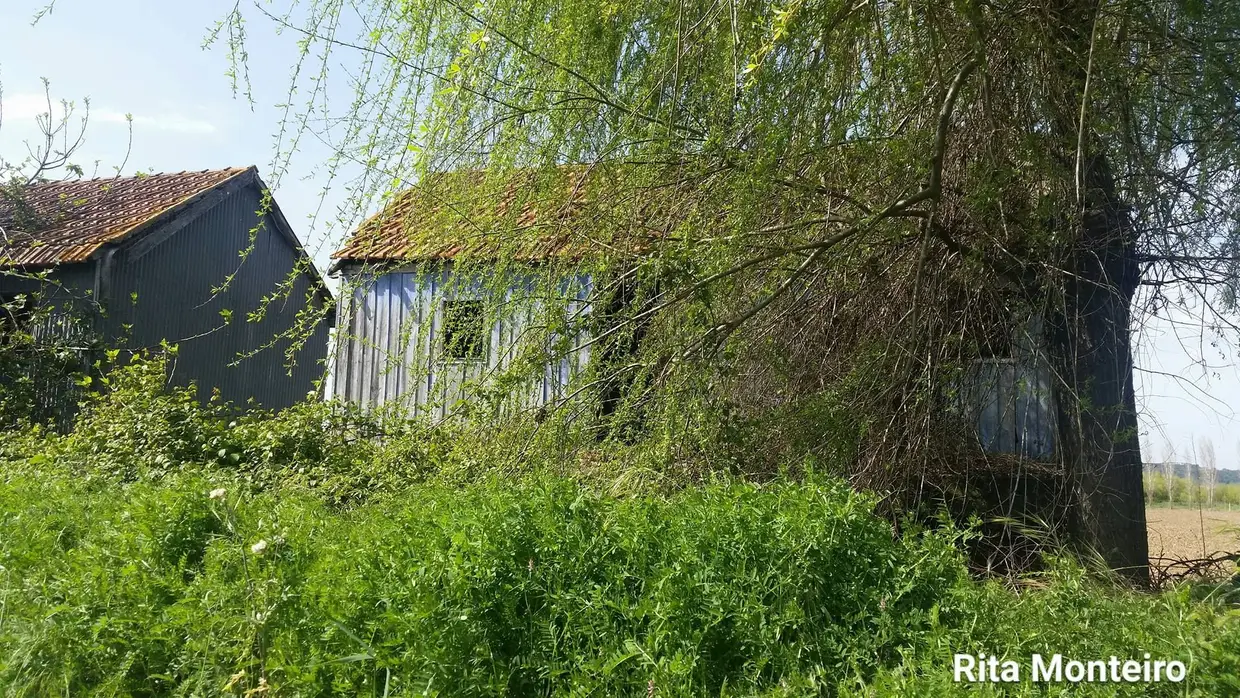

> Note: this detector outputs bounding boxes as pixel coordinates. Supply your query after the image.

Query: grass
[0,362,1237,696]
[1,468,1238,697]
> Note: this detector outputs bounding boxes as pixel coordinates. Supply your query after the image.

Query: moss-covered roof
[331,164,712,268]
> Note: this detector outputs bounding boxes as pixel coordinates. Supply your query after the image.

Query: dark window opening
[975,319,1014,359]
[0,294,33,344]
[441,300,487,361]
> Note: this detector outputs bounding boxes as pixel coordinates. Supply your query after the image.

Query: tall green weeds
[0,469,1237,696]
[1,358,1238,696]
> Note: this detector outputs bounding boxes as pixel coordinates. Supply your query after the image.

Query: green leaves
[1,469,1236,695]
[0,470,959,695]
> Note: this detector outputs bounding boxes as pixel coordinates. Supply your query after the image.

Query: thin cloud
[2,91,216,135]
[96,109,217,135]
[0,91,75,120]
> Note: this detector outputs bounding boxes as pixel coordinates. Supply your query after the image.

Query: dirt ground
[1146,506,1240,561]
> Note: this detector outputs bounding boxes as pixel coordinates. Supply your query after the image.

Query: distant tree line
[1139,437,1239,507]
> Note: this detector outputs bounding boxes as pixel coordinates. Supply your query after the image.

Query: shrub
[1,469,1237,696]
[0,470,969,695]
[5,354,458,504]
[3,358,1238,696]
[841,562,1240,696]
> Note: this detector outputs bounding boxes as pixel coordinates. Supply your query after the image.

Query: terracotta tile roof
[331,165,701,268]
[0,167,252,267]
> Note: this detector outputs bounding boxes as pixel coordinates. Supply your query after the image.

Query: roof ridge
[27,165,254,187]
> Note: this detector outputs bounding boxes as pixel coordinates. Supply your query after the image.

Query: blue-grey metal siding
[964,358,1056,459]
[329,263,592,417]
[0,265,99,429]
[105,185,330,409]
[0,265,96,308]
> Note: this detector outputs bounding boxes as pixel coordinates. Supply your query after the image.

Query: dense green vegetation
[223,0,1240,578]
[0,360,1238,696]
[2,467,1239,696]
[4,0,1240,690]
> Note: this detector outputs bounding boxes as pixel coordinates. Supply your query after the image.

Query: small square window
[441,300,487,361]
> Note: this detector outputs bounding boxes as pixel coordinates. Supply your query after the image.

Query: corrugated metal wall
[329,262,592,418]
[0,269,97,430]
[107,184,330,410]
[963,358,1056,459]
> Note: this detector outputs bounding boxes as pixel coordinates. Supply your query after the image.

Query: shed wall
[330,263,591,417]
[106,184,330,409]
[0,265,96,308]
[0,265,99,429]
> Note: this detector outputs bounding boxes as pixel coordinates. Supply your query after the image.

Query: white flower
[209,488,227,500]
[251,539,268,555]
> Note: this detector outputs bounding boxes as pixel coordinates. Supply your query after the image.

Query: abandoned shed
[328,166,1056,457]
[326,169,609,417]
[0,167,332,410]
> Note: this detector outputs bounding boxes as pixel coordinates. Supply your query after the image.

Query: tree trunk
[1050,152,1150,585]
[1038,0,1150,585]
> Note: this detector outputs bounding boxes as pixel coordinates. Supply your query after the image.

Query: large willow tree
[228,0,1240,581]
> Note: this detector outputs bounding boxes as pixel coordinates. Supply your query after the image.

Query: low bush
[0,354,768,505]
[0,470,960,696]
[3,358,1239,696]
[1,356,466,504]
[0,468,1237,696]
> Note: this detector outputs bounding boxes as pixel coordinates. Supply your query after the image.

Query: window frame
[439,298,489,363]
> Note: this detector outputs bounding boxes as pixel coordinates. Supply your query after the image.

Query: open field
[1146,506,1240,560]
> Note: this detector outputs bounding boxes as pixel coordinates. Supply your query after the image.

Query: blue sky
[0,0,358,268]
[2,0,1237,467]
